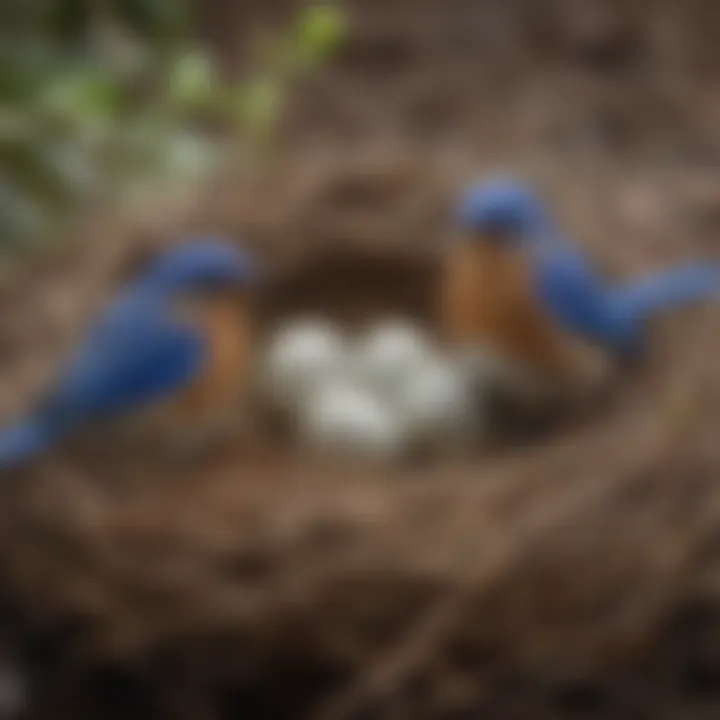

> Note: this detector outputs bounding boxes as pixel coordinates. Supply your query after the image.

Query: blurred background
[1,1,720,719]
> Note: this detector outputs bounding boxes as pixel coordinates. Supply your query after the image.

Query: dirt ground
[1,1,720,718]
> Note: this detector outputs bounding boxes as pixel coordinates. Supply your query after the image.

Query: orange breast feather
[438,243,598,381]
[108,293,254,448]
[175,294,255,419]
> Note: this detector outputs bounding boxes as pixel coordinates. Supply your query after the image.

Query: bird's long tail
[609,262,720,320]
[0,417,58,470]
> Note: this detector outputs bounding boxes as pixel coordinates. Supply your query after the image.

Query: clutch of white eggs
[259,317,491,463]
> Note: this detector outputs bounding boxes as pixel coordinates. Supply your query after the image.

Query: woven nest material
[1,1,720,717]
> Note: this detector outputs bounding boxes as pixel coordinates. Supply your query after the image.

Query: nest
[1,0,720,717]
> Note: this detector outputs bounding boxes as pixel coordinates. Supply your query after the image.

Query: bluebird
[441,176,720,405]
[0,239,259,469]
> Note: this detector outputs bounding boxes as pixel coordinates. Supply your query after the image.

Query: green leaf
[294,4,347,70]
[37,66,120,125]
[235,77,283,133]
[166,48,217,109]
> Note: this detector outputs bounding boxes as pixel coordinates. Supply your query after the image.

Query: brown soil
[1,1,720,718]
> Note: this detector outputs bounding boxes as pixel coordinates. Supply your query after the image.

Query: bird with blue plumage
[0,238,261,469]
[440,175,720,419]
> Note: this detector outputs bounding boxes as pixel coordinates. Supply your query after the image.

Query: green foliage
[294,4,347,71]
[234,4,347,145]
[0,1,347,258]
[166,50,217,110]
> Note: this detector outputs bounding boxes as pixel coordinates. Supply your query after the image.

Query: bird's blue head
[137,238,258,296]
[454,177,555,246]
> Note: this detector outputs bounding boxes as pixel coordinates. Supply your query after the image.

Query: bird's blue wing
[530,247,632,349]
[607,261,720,320]
[40,305,205,427]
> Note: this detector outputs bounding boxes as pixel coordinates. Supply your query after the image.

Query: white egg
[261,318,348,416]
[300,378,405,462]
[396,354,483,451]
[353,319,435,403]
